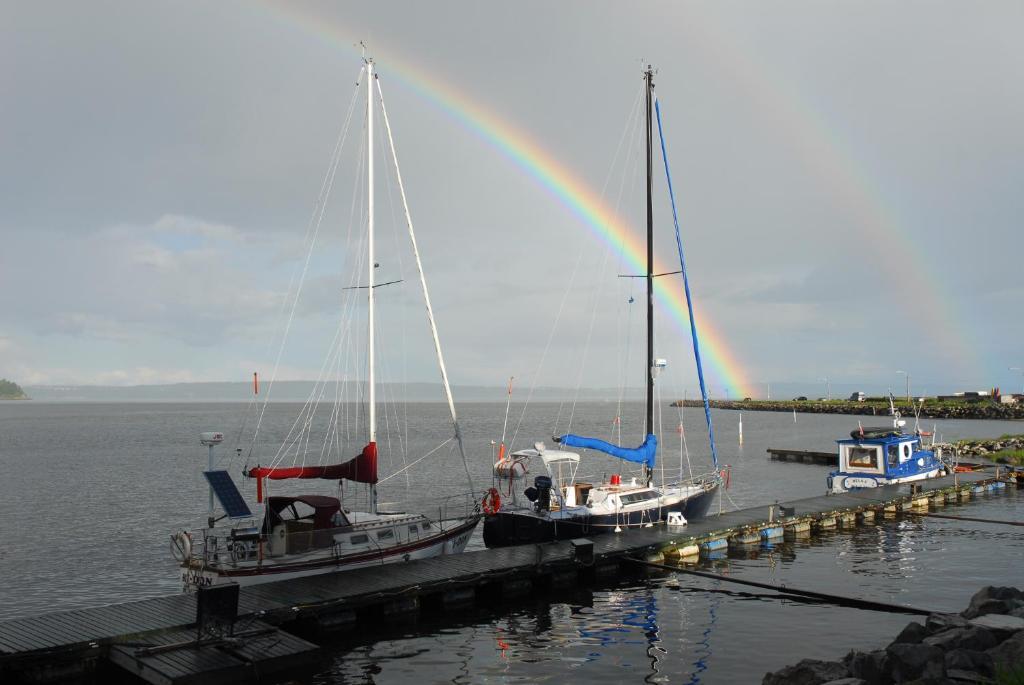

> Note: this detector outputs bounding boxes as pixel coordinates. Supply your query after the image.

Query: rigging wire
[261,101,371,472]
[375,74,475,493]
[563,85,647,439]
[509,85,646,450]
[247,65,364,465]
[653,93,719,470]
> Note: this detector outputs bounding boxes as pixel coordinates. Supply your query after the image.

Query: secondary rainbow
[260,3,756,398]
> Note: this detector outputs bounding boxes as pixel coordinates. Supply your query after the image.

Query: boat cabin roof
[540,451,581,467]
[837,431,919,447]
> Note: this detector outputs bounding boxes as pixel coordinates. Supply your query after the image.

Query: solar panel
[203,470,253,519]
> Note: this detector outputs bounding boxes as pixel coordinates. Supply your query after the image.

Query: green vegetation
[996,664,1024,685]
[991,449,1024,466]
[0,378,28,400]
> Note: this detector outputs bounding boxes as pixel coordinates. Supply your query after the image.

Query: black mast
[644,65,654,485]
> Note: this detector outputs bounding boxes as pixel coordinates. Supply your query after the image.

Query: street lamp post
[818,377,830,401]
[1010,367,1024,395]
[896,370,910,403]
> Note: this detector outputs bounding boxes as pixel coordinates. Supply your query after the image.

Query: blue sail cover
[557,433,657,469]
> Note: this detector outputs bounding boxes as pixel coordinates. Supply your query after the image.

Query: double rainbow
[262,4,756,398]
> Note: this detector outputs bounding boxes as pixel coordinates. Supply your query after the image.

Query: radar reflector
[203,470,252,519]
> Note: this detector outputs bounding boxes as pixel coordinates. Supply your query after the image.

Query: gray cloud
[1,1,1021,391]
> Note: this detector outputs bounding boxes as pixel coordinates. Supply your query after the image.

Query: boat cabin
[836,431,920,477]
[831,426,942,492]
[263,495,348,555]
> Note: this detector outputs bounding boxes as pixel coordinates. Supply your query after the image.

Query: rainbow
[663,5,985,382]
[379,70,755,397]
[258,3,757,397]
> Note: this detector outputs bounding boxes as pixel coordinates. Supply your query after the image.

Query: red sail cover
[248,442,378,485]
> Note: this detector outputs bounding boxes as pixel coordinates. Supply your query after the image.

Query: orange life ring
[482,487,502,515]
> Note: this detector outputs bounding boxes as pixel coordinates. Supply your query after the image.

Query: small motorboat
[827,398,945,493]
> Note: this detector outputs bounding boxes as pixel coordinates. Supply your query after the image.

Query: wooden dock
[767,447,837,465]
[106,622,320,685]
[1,468,1016,684]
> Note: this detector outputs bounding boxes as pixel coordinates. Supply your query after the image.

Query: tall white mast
[366,56,377,514]
[375,76,476,494]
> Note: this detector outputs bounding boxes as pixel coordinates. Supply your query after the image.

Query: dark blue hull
[482,482,719,548]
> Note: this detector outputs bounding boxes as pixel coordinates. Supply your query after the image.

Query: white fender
[170,531,192,562]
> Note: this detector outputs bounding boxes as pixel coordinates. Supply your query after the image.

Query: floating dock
[1,468,1016,684]
[767,447,837,465]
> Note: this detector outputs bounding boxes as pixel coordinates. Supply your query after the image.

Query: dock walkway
[1,468,1014,684]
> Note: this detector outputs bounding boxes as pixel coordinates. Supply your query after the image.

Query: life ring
[170,531,192,563]
[481,487,502,515]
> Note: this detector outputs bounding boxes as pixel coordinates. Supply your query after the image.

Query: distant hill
[0,379,28,400]
[23,381,643,403]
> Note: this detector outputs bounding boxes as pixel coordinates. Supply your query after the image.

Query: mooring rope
[628,557,935,615]
[913,512,1024,527]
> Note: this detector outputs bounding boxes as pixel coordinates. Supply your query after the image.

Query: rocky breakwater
[672,398,1024,420]
[935,436,1024,462]
[763,586,1024,684]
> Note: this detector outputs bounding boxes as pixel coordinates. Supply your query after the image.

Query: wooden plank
[11,614,93,646]
[0,618,67,650]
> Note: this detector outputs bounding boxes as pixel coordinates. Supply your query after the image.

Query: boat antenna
[644,64,655,487]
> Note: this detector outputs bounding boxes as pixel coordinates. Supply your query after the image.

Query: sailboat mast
[366,57,377,514]
[644,66,655,476]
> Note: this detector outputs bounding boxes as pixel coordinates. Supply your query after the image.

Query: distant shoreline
[21,381,645,403]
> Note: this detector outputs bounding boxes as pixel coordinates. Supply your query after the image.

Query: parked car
[793,396,808,401]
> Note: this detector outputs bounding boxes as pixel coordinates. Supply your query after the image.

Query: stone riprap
[673,398,1024,421]
[938,437,1024,461]
[762,586,1024,684]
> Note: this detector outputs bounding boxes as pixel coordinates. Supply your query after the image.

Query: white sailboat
[171,55,480,590]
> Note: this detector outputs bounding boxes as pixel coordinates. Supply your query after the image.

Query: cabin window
[887,444,899,467]
[619,491,661,505]
[350,534,369,544]
[848,447,878,469]
[377,529,395,540]
[902,443,912,460]
[408,525,420,534]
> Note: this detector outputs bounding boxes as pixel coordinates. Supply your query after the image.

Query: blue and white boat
[483,66,724,547]
[827,401,945,494]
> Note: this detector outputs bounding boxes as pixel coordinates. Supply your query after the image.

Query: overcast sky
[1,1,1021,397]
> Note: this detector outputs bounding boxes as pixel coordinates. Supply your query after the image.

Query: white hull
[181,516,478,591]
[829,467,942,494]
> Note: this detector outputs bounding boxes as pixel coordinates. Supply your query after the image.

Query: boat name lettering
[182,571,213,588]
[842,476,879,489]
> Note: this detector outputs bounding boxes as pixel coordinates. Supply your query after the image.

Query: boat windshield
[848,447,879,469]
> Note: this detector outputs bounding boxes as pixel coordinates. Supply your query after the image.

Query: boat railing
[187,496,480,568]
[187,520,261,567]
[430,491,482,524]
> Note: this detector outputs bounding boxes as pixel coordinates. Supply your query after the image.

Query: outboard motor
[534,475,552,512]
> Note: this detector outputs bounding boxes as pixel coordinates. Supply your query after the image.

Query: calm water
[1,401,1021,683]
